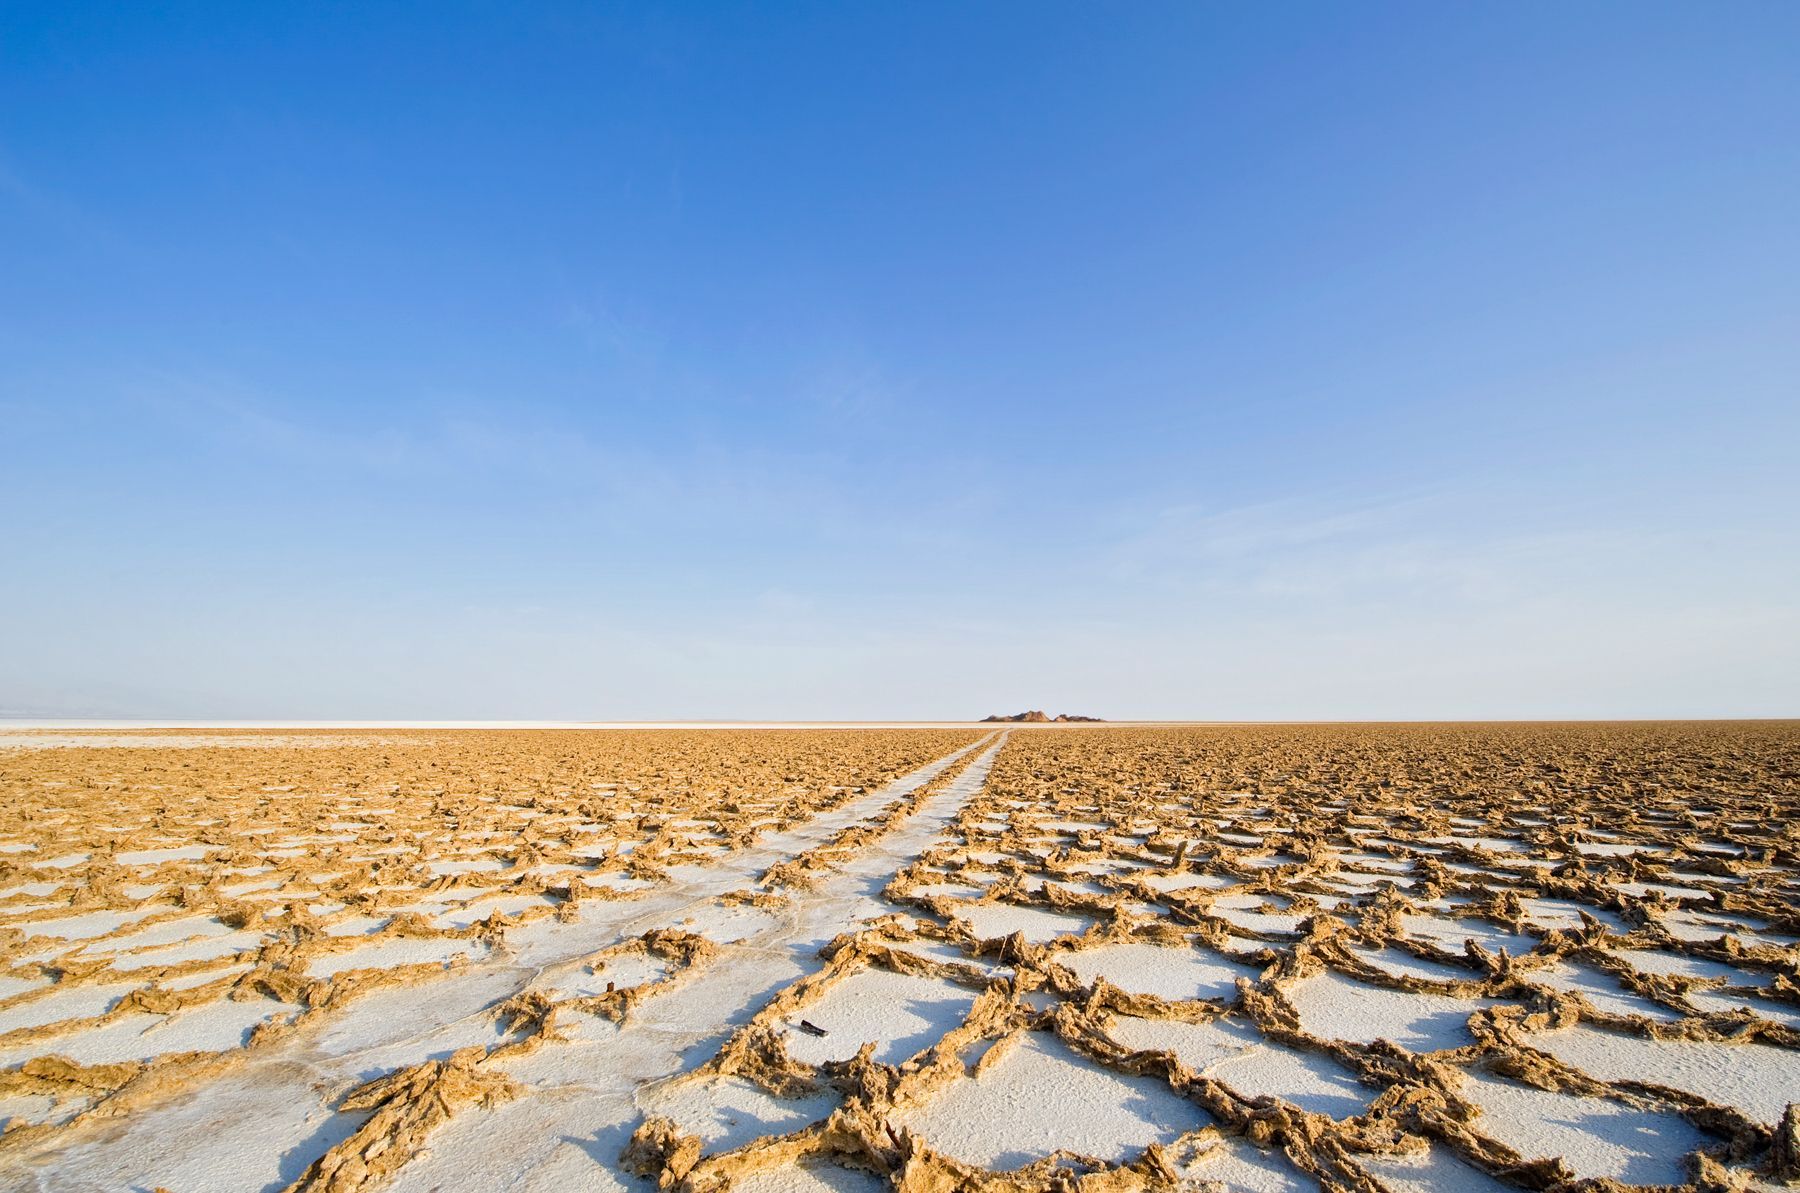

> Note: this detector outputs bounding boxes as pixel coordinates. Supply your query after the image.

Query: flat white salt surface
[1455,1066,1706,1185]
[0,974,51,1001]
[114,844,216,866]
[1107,1015,1370,1118]
[0,997,297,1066]
[21,907,160,941]
[776,968,976,1066]
[638,1076,837,1153]
[305,937,488,977]
[0,982,140,1034]
[894,1031,1202,1170]
[949,902,1090,944]
[1531,1024,1798,1126]
[1054,941,1259,1003]
[1287,972,1498,1052]
[672,900,781,944]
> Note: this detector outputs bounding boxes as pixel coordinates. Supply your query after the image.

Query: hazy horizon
[5,4,1797,722]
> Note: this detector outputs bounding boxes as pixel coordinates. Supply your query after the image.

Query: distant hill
[980,710,1104,723]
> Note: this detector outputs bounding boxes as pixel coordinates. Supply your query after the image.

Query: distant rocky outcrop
[980,711,1104,723]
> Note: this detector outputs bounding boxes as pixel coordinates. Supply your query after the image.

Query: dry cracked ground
[0,723,1795,1193]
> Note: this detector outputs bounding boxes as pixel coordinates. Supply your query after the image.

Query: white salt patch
[1614,881,1708,901]
[1576,841,1652,858]
[540,954,669,1000]
[159,962,253,991]
[0,1092,81,1132]
[0,982,139,1033]
[1457,1066,1703,1184]
[675,901,780,944]
[777,968,976,1066]
[952,903,1089,944]
[307,937,486,978]
[1211,1039,1371,1118]
[1055,942,1258,1002]
[0,997,296,1065]
[114,844,215,866]
[430,893,557,930]
[1139,872,1238,894]
[897,1031,1202,1170]
[0,974,52,1001]
[322,914,390,937]
[426,857,507,876]
[34,854,90,870]
[111,930,267,971]
[733,1161,885,1192]
[23,907,159,941]
[1289,973,1497,1052]
[909,882,985,899]
[81,915,234,956]
[1532,1024,1797,1126]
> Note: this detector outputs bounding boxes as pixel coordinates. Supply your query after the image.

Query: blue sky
[3,3,1796,719]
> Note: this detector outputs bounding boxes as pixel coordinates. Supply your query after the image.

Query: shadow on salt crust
[1532,1024,1799,1126]
[1288,971,1496,1052]
[894,1031,1204,1170]
[1455,1066,1706,1185]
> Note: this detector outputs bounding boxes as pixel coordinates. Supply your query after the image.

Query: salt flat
[0,722,1796,1192]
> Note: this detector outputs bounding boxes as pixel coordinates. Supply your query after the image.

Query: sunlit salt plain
[0,722,1795,1192]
